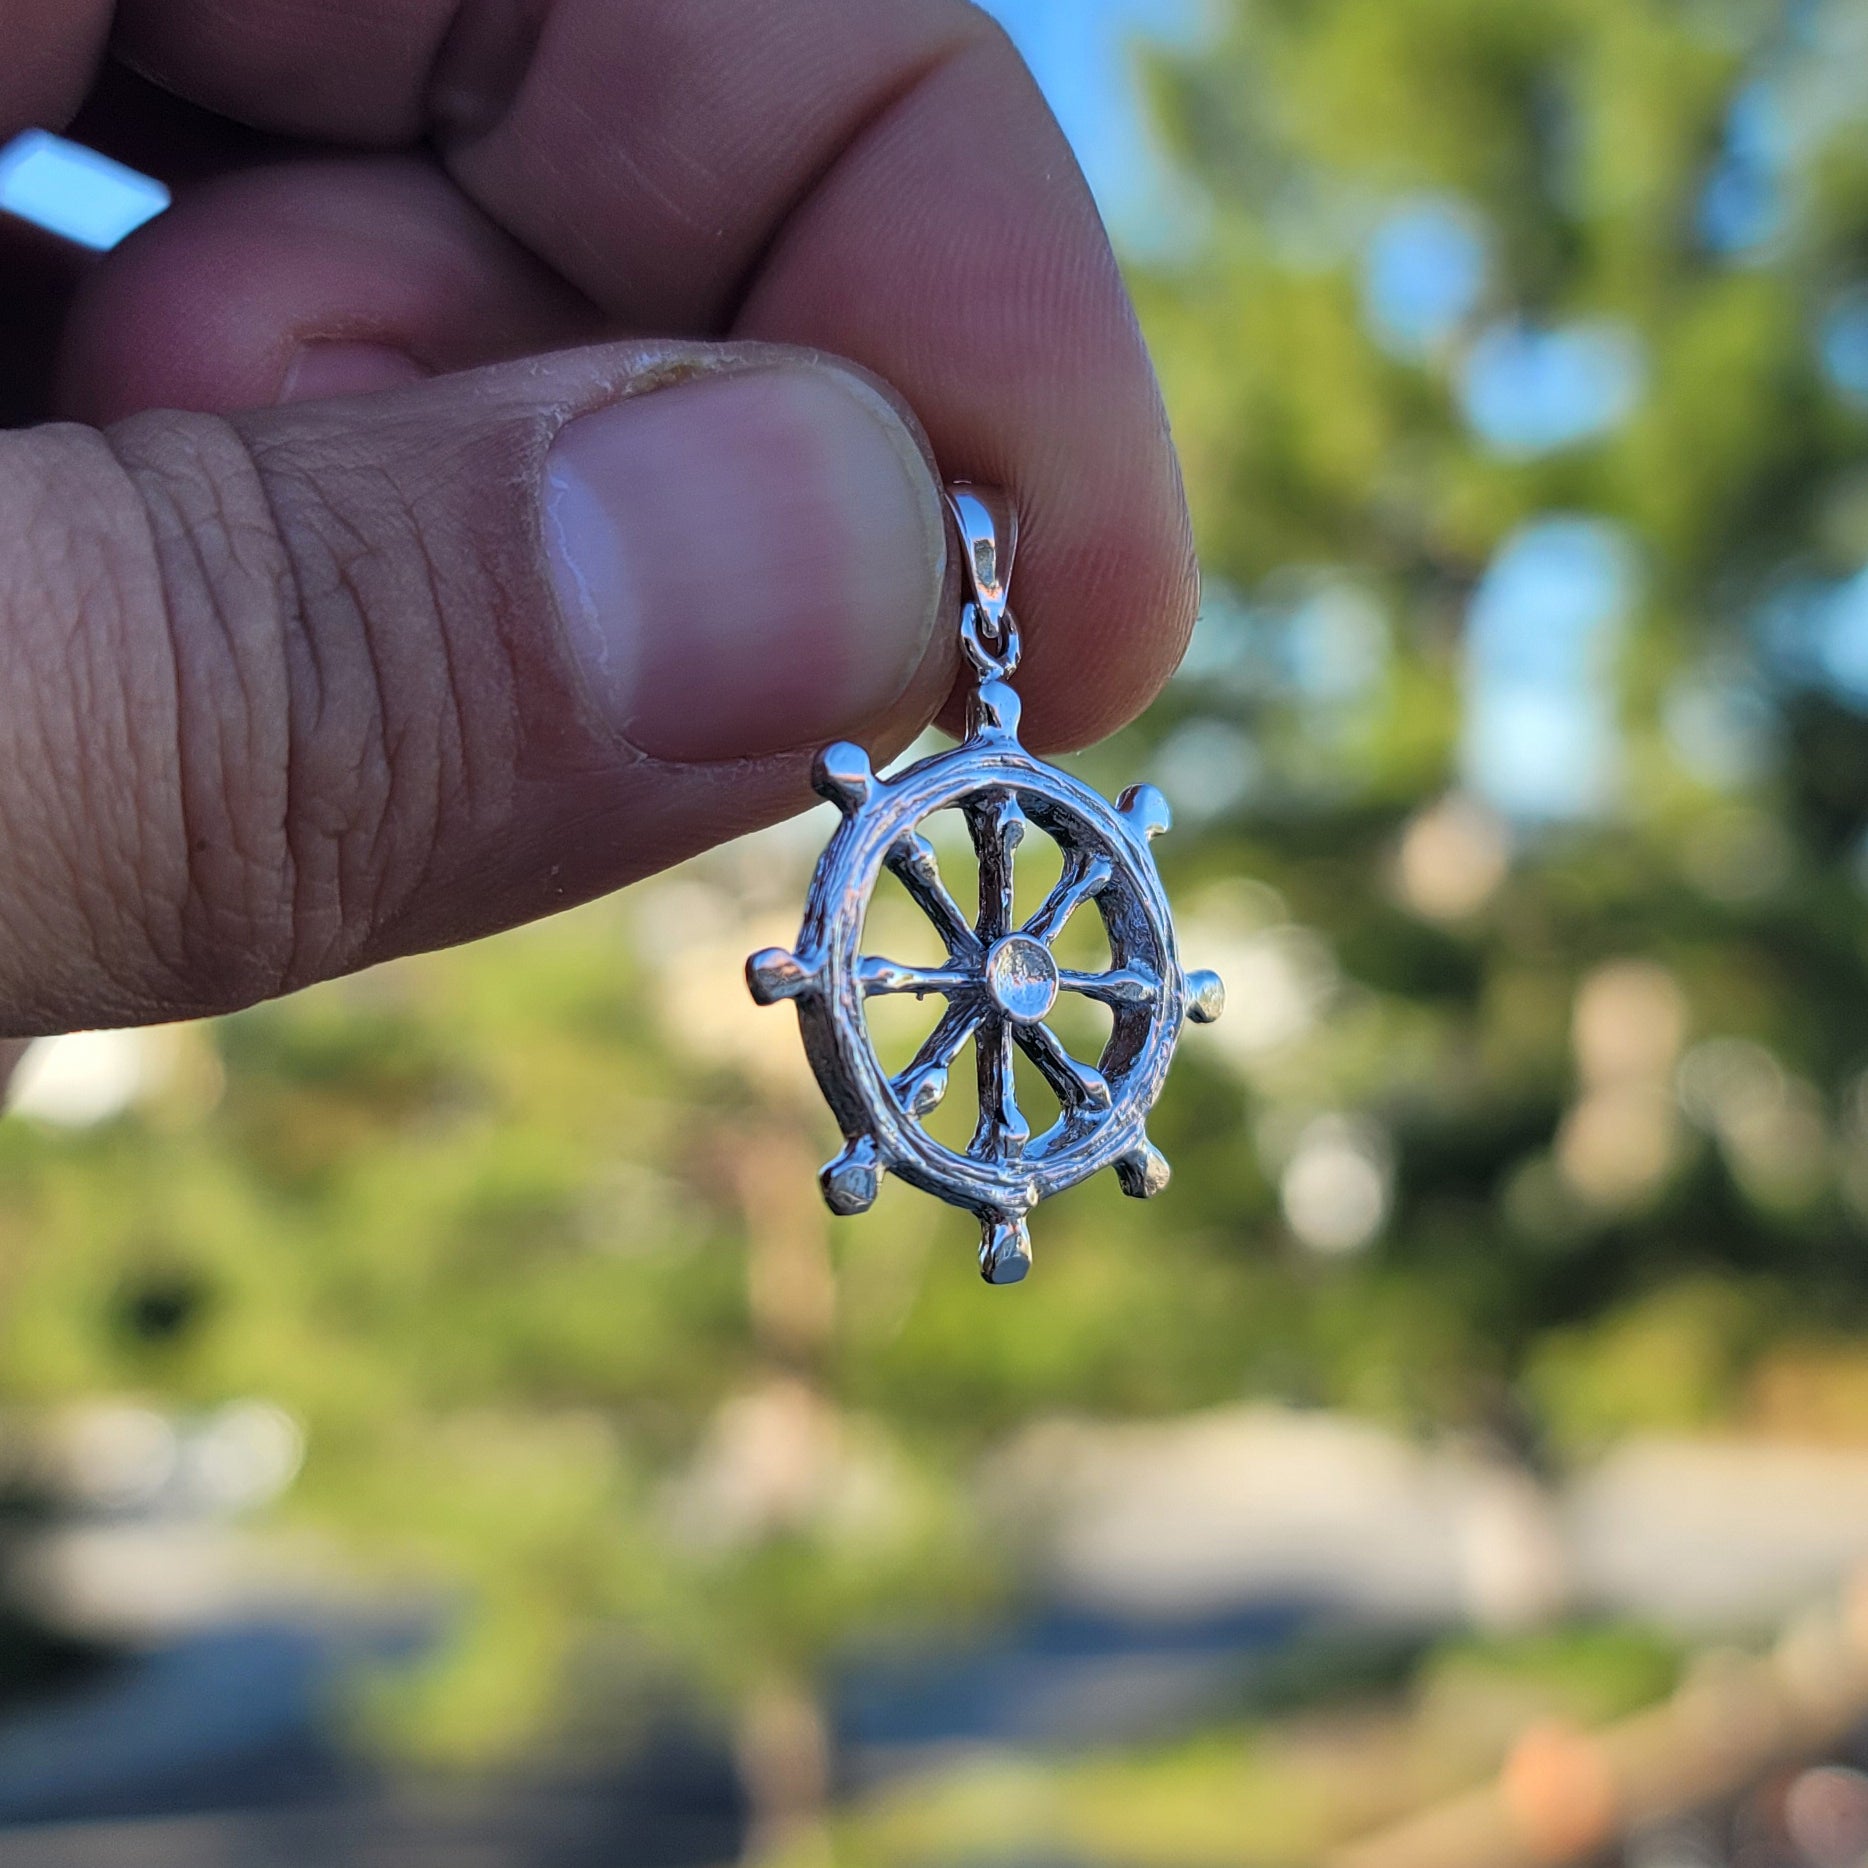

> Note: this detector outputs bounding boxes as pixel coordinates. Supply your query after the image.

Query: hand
[0,0,1196,1036]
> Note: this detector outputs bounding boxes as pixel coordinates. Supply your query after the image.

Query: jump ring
[960,601,1022,678]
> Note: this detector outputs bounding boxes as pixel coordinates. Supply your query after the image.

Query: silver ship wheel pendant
[747,487,1224,1285]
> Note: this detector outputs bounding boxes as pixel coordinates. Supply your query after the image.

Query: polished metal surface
[947,484,1023,679]
[747,485,1224,1285]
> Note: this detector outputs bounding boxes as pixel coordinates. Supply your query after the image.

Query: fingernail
[280,341,429,404]
[542,366,944,763]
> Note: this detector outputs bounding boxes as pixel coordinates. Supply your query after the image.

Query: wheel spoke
[1057,966,1158,1007]
[887,834,980,958]
[892,1000,983,1115]
[1023,854,1113,946]
[970,1014,1030,1162]
[858,956,974,998]
[966,791,1026,943]
[1015,1022,1111,1113]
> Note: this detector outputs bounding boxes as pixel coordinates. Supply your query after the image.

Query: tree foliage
[8,0,1868,1776]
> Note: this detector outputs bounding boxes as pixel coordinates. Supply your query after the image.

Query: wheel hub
[984,934,1058,1025]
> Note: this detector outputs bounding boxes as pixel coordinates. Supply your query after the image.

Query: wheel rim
[795,740,1188,1219]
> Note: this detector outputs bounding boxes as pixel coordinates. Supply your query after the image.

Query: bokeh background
[15,1,1868,1863]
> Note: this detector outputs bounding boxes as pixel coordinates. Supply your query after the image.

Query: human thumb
[0,342,951,1035]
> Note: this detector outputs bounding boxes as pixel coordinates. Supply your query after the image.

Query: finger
[0,341,952,1034]
[55,156,604,424]
[730,39,1193,748]
[2,67,278,424]
[0,0,112,136]
[109,0,1195,750]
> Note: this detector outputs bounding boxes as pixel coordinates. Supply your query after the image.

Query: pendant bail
[945,484,1022,679]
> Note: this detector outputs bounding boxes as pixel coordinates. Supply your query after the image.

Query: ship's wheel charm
[747,487,1224,1285]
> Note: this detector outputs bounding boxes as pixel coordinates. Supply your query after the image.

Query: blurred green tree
[14,0,1868,1843]
[1120,0,1868,1462]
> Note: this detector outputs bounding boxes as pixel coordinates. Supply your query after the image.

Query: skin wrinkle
[409,497,479,831]
[169,447,291,982]
[554,79,715,258]
[352,557,442,955]
[232,425,497,991]
[2,432,176,1021]
[348,452,485,961]
[186,426,321,1004]
[57,454,157,1000]
[264,426,485,970]
[0,498,64,989]
[131,442,289,945]
[33,585,110,1005]
[116,456,221,986]
[107,416,300,1003]
[495,23,720,288]
[293,510,376,973]
[260,456,397,988]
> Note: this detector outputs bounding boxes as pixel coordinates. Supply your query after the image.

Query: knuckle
[0,406,505,1030]
[231,416,505,986]
[112,409,490,1003]
[0,424,204,1028]
[106,413,303,1006]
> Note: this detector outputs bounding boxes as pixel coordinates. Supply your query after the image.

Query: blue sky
[974,0,1212,255]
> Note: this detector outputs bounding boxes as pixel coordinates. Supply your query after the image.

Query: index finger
[104,0,1198,750]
